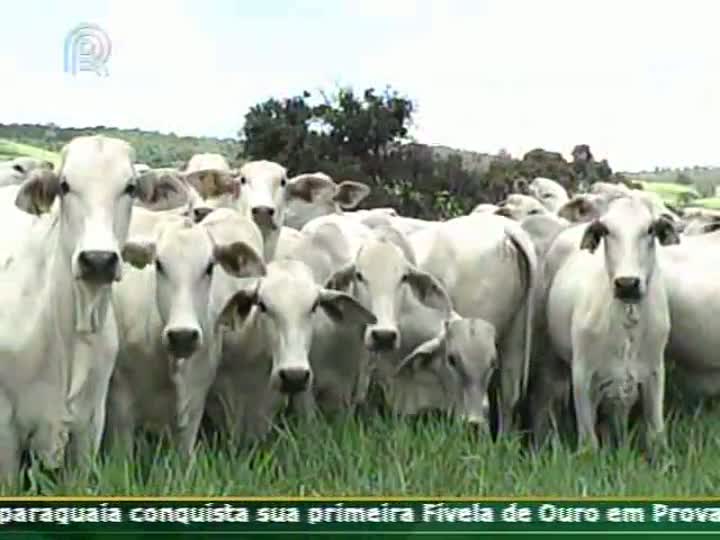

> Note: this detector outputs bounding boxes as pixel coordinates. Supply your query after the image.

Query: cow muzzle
[251,206,277,230]
[275,367,311,394]
[613,276,643,303]
[163,327,202,358]
[365,326,400,352]
[77,250,120,284]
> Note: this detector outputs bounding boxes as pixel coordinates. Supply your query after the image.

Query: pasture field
[8,392,720,498]
[638,181,700,205]
[0,139,59,165]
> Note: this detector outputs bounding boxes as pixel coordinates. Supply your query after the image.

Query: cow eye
[529,209,540,215]
[256,300,267,313]
[59,180,70,195]
[124,183,137,197]
[447,354,459,369]
[240,176,247,185]
[155,260,164,274]
[355,271,364,282]
[310,300,319,313]
[205,262,214,276]
[280,177,287,188]
[400,274,409,283]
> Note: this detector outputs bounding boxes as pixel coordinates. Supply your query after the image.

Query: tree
[676,172,694,186]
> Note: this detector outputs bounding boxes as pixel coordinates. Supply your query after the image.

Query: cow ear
[333,181,370,209]
[580,220,608,253]
[184,170,239,199]
[325,263,356,292]
[214,241,266,278]
[286,173,337,203]
[652,217,680,246]
[395,336,444,377]
[122,240,156,269]
[404,267,452,315]
[135,170,186,207]
[316,289,376,326]
[218,282,260,329]
[15,171,60,215]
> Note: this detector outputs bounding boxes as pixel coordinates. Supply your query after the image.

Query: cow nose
[613,276,641,300]
[165,328,200,358]
[277,368,311,394]
[369,328,399,351]
[77,250,119,282]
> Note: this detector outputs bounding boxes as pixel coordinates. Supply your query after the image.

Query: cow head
[219,260,376,394]
[122,213,266,362]
[580,196,680,303]
[326,226,452,352]
[394,317,497,430]
[284,172,370,229]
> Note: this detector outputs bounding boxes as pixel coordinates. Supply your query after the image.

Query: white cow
[283,172,370,229]
[178,159,368,262]
[657,232,720,399]
[276,222,379,415]
[205,257,376,443]
[494,194,550,221]
[471,203,499,214]
[536,196,678,453]
[0,158,54,188]
[0,135,184,479]
[106,208,266,456]
[407,214,537,432]
[528,177,569,212]
[327,215,536,432]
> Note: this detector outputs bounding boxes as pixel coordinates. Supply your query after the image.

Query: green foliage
[0,124,240,169]
[676,172,694,185]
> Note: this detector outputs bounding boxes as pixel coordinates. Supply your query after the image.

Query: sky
[0,0,718,172]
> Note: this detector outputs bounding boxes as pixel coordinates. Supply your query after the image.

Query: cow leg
[0,393,21,485]
[498,312,527,435]
[641,363,666,462]
[528,370,560,448]
[30,418,70,471]
[289,390,319,422]
[572,366,598,451]
[102,374,136,457]
[175,405,205,460]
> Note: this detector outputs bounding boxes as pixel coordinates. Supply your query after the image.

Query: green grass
[638,181,700,205]
[0,139,60,166]
[687,198,720,210]
[7,396,720,497]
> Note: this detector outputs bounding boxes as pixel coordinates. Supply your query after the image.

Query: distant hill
[0,123,241,169]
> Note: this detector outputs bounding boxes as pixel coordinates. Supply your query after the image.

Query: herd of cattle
[0,135,719,482]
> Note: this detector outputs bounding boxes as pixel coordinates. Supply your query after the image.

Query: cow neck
[46,215,113,405]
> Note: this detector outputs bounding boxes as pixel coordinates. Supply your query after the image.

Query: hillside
[0,139,60,165]
[0,123,241,169]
